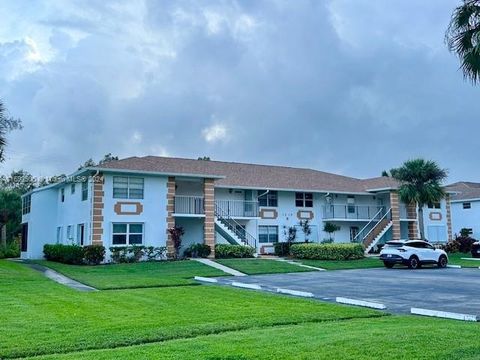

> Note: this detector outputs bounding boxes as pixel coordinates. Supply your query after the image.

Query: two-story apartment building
[20,156,453,260]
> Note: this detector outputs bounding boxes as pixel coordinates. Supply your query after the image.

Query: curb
[411,307,477,322]
[276,288,314,298]
[336,297,386,310]
[447,264,462,269]
[231,282,262,290]
[194,276,218,283]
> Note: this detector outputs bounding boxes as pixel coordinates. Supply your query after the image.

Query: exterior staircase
[353,208,392,254]
[214,203,257,248]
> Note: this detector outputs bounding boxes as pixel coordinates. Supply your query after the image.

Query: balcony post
[407,202,419,240]
[390,191,401,240]
[204,179,215,258]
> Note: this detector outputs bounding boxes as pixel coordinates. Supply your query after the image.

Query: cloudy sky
[0,0,477,182]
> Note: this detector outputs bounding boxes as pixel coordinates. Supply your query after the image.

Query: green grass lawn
[28,316,480,360]
[215,258,315,274]
[34,259,227,289]
[298,257,384,270]
[0,260,382,359]
[448,252,480,268]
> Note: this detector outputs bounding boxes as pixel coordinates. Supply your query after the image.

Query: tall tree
[391,159,448,240]
[446,0,480,84]
[0,100,22,163]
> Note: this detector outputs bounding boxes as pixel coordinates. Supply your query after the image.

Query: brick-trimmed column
[92,174,104,245]
[446,194,453,241]
[204,178,215,258]
[390,191,401,240]
[166,177,176,258]
[407,202,418,240]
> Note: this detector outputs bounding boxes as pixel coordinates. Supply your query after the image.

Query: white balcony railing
[323,205,386,220]
[215,200,259,217]
[174,196,205,215]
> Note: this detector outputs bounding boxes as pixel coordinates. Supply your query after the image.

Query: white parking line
[231,282,262,290]
[276,288,314,297]
[194,276,218,283]
[411,307,477,322]
[336,297,386,310]
[447,265,462,269]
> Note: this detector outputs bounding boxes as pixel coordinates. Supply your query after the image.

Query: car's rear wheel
[383,262,395,268]
[408,256,420,269]
[438,255,448,268]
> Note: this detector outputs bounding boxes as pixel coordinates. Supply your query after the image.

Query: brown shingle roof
[446,182,480,201]
[98,156,399,193]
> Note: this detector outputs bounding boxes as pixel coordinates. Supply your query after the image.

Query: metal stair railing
[214,203,257,248]
[352,207,386,243]
[361,208,392,246]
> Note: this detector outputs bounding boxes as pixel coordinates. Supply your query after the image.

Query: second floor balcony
[323,205,386,221]
[174,196,259,217]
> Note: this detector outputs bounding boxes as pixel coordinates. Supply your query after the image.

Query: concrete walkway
[23,262,98,292]
[192,258,247,276]
[274,258,326,271]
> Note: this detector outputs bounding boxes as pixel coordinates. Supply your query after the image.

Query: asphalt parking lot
[215,267,480,316]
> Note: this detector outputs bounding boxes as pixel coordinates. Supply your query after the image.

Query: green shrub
[109,246,147,263]
[0,241,20,259]
[44,244,85,265]
[215,244,255,258]
[145,246,167,261]
[290,243,364,260]
[83,245,105,265]
[274,242,294,256]
[184,243,211,258]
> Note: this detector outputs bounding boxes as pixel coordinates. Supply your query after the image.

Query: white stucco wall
[422,199,448,242]
[21,188,59,259]
[450,200,480,239]
[102,174,168,252]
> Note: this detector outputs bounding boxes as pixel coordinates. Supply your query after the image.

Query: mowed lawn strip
[215,258,316,275]
[298,257,384,270]
[33,260,227,289]
[0,260,383,359]
[28,316,480,360]
[448,253,480,268]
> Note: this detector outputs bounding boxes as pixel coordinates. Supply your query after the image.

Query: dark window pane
[295,200,303,207]
[129,189,144,199]
[305,200,313,208]
[305,193,313,200]
[113,224,127,233]
[113,189,128,198]
[295,192,303,200]
[112,234,127,245]
[129,224,143,233]
[129,234,143,245]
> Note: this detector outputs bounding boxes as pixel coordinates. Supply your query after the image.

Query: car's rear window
[384,241,404,248]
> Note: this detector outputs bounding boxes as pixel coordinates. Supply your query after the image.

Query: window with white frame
[81,181,88,201]
[22,195,31,215]
[428,202,441,209]
[112,223,144,246]
[463,202,471,209]
[295,192,313,207]
[258,225,278,243]
[347,195,355,213]
[66,225,73,242]
[113,177,144,199]
[258,190,278,207]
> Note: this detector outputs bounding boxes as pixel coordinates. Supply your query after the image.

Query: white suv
[379,240,448,269]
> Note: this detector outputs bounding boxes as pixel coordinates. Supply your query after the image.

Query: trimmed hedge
[83,245,105,265]
[44,244,85,265]
[290,243,365,260]
[215,244,255,258]
[184,243,211,258]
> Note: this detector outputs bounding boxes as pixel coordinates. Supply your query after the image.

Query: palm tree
[446,0,480,84]
[0,100,22,163]
[391,159,448,240]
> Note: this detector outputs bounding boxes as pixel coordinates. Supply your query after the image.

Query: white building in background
[444,182,480,239]
[20,156,454,260]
